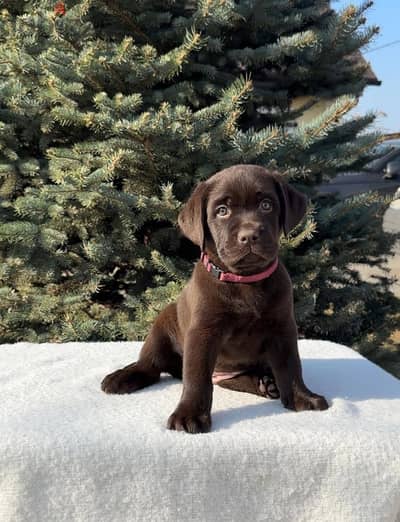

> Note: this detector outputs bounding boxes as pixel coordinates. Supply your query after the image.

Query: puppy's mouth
[224,248,277,274]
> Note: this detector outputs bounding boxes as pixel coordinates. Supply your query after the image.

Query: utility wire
[365,39,400,53]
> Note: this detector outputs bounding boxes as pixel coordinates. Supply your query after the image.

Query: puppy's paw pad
[258,376,280,399]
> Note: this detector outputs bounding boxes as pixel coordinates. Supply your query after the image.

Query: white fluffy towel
[0,340,400,522]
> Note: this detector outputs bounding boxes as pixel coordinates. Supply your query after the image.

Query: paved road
[351,198,400,297]
[319,172,399,298]
[383,199,399,297]
[319,171,399,198]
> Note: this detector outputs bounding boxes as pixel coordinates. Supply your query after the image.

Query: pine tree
[0,1,398,376]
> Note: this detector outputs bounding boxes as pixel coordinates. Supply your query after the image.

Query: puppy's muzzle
[237,223,265,245]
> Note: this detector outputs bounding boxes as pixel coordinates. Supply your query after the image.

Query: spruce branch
[296,96,358,146]
[97,0,150,43]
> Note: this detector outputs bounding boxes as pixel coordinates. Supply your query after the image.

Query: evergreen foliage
[0,0,398,376]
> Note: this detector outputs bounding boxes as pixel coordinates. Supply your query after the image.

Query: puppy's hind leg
[216,369,280,399]
[101,303,182,394]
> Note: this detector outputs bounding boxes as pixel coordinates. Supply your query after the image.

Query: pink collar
[200,252,279,283]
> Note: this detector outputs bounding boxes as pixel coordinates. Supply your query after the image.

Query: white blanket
[1,340,399,522]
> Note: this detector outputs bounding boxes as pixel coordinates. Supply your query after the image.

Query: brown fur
[101,165,328,433]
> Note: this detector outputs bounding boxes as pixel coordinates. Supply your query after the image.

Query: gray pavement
[351,197,400,297]
[318,172,399,298]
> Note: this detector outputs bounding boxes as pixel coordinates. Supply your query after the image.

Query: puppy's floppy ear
[178,181,209,249]
[274,177,308,236]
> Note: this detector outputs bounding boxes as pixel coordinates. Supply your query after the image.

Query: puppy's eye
[260,199,272,212]
[216,205,230,217]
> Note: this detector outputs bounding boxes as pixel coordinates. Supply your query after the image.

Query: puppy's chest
[218,305,269,353]
[219,317,266,345]
[215,288,277,366]
[216,317,267,369]
[224,286,269,318]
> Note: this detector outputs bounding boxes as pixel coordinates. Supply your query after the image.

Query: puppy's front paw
[101,364,158,394]
[167,406,211,434]
[281,389,329,411]
[281,384,329,411]
[295,392,329,411]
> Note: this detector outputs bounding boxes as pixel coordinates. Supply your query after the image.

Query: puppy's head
[178,165,307,274]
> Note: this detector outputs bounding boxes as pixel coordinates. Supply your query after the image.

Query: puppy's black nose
[238,225,264,245]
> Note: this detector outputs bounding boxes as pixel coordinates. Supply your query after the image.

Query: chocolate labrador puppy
[101,165,328,433]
